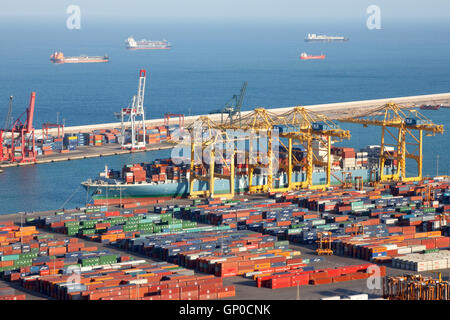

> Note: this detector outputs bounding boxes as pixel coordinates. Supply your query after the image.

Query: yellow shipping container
[254,263,271,270]
[427,231,441,237]
[253,273,271,280]
[414,232,429,239]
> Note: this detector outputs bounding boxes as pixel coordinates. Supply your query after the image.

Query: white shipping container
[129,279,148,285]
[245,271,262,278]
[321,296,341,300]
[410,245,426,253]
[397,247,412,255]
[383,218,398,225]
[384,244,398,250]
[347,294,369,300]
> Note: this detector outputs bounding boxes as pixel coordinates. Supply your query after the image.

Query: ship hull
[304,39,348,42]
[300,56,325,60]
[83,168,385,201]
[420,105,440,110]
[51,58,109,64]
[126,47,171,50]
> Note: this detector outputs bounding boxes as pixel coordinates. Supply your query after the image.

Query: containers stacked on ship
[362,145,397,168]
[122,164,146,183]
[355,151,368,167]
[330,147,355,169]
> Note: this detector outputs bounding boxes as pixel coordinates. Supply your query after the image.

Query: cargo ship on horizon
[420,104,441,110]
[305,33,349,42]
[125,37,172,50]
[300,52,325,60]
[50,51,109,64]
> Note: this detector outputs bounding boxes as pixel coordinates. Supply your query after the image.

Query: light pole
[436,154,440,177]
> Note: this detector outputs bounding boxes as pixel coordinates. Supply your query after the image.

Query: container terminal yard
[1,72,450,301]
[0,180,449,301]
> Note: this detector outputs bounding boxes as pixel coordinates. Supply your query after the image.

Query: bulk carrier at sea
[304,33,349,42]
[300,52,326,60]
[50,51,109,64]
[125,37,172,50]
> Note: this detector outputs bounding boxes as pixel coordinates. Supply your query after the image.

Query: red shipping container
[291,274,309,286]
[199,293,218,300]
[310,277,332,285]
[160,293,180,300]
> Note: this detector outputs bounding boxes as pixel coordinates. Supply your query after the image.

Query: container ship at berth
[300,52,325,60]
[82,144,399,203]
[50,51,109,64]
[304,33,349,42]
[125,37,171,50]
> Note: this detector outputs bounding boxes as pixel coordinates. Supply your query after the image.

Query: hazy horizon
[1,0,449,21]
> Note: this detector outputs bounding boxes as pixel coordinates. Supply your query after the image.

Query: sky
[1,0,449,21]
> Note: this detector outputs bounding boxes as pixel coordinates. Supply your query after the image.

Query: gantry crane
[186,116,236,199]
[0,92,37,163]
[220,107,287,193]
[120,69,147,150]
[316,231,333,255]
[164,113,185,129]
[339,103,444,183]
[275,107,351,190]
[0,96,14,161]
[384,274,449,300]
[210,81,247,126]
[3,96,13,131]
[351,223,364,236]
[181,106,351,197]
[42,123,64,140]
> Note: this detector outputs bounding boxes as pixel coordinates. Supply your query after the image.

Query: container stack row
[114,229,312,278]
[34,125,172,156]
[0,221,130,280]
[391,250,450,271]
[0,287,26,300]
[26,207,200,244]
[256,263,386,289]
[20,260,235,300]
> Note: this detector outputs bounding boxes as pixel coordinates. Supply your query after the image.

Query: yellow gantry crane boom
[221,108,284,193]
[339,103,444,182]
[175,106,352,197]
[185,116,238,199]
[276,107,351,190]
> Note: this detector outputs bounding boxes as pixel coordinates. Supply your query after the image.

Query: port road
[39,92,450,135]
